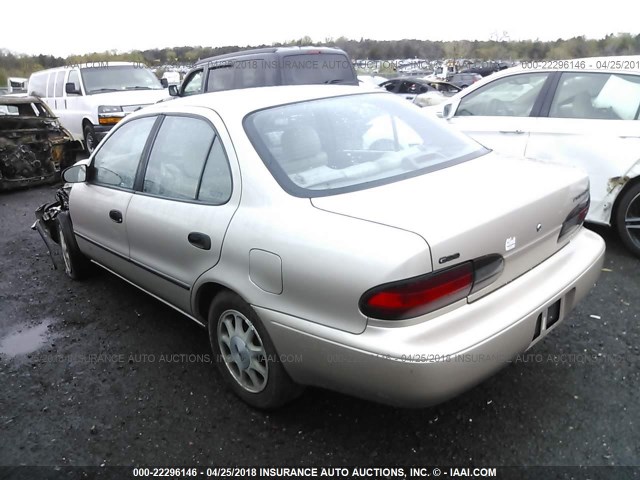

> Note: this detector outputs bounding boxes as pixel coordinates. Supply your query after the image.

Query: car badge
[505,236,516,251]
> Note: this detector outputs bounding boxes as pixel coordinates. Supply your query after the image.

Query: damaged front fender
[31,187,71,269]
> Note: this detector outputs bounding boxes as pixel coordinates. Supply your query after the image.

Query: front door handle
[188,232,211,250]
[109,210,123,223]
[499,130,525,134]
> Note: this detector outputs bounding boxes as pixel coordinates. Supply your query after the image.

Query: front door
[446,71,552,158]
[70,116,158,273]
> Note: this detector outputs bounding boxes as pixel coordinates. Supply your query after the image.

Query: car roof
[0,95,42,105]
[141,85,384,118]
[196,46,349,65]
[31,62,145,74]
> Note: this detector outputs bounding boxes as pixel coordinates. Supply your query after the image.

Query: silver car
[38,85,605,408]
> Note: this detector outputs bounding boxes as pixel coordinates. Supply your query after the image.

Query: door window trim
[133,113,234,206]
[88,113,162,193]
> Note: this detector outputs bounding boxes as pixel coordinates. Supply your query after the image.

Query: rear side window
[46,73,56,97]
[206,59,279,91]
[281,53,356,85]
[549,72,640,120]
[93,116,156,189]
[28,73,47,97]
[456,72,549,117]
[142,116,215,200]
[54,71,66,98]
[206,65,235,92]
[198,137,232,204]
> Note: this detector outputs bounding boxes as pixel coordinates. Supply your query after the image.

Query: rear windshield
[244,93,487,197]
[281,53,357,85]
[81,65,163,94]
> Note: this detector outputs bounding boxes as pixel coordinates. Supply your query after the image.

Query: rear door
[446,71,553,157]
[125,108,240,312]
[525,71,640,224]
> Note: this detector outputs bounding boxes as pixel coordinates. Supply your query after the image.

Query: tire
[208,291,302,409]
[83,123,97,154]
[56,211,92,280]
[615,182,640,258]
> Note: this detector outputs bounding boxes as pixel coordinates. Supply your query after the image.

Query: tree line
[2,33,639,84]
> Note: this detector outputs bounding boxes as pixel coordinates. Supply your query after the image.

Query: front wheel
[83,124,97,154]
[208,291,302,409]
[615,182,640,258]
[57,211,92,280]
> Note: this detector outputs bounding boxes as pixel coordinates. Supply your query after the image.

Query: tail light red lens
[359,254,504,320]
[558,190,590,242]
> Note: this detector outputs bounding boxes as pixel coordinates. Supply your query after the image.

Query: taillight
[359,254,504,320]
[558,191,590,242]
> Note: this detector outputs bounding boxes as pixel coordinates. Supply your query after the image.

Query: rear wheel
[208,291,302,409]
[57,211,91,280]
[615,182,640,258]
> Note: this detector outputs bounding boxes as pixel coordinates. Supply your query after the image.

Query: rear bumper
[257,228,605,407]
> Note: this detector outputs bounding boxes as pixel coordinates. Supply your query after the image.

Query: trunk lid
[311,152,589,298]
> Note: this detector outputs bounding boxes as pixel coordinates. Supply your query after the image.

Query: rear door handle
[499,130,525,134]
[188,232,211,250]
[109,210,123,223]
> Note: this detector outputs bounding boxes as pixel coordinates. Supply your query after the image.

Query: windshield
[81,65,163,94]
[244,93,487,197]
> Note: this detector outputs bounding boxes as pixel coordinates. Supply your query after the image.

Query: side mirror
[168,84,179,97]
[62,164,87,183]
[65,82,81,95]
[160,78,169,88]
[442,103,453,119]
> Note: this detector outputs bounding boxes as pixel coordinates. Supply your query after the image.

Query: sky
[2,0,638,58]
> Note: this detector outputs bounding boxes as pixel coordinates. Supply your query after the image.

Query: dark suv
[170,46,358,97]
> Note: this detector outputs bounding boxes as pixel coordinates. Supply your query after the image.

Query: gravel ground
[0,182,638,477]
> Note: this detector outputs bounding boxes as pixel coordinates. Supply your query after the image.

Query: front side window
[92,116,156,188]
[244,93,486,197]
[182,70,203,96]
[549,72,640,120]
[142,116,215,200]
[67,70,81,94]
[456,72,549,117]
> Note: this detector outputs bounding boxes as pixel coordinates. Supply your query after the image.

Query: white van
[28,62,168,152]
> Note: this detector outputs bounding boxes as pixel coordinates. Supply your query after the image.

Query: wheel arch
[611,174,640,222]
[193,281,235,325]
